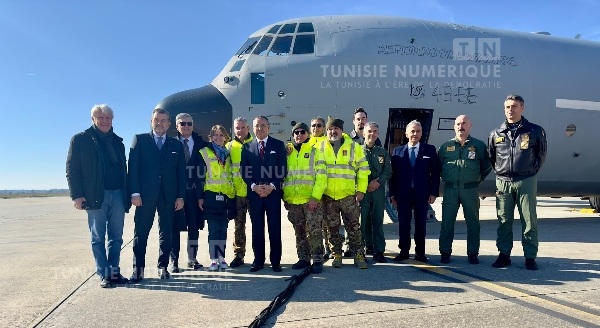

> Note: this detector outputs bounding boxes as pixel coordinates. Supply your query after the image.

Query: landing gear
[589,196,600,212]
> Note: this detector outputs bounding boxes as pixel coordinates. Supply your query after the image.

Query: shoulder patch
[378,155,384,164]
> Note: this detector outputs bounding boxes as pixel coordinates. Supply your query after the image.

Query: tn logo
[453,38,501,60]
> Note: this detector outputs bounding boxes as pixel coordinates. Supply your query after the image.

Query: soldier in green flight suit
[438,115,492,265]
[360,122,392,263]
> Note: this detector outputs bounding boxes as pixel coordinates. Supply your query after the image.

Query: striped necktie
[183,138,190,163]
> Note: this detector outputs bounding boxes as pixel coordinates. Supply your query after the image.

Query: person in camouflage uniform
[283,122,328,273]
[360,122,392,263]
[226,117,253,268]
[317,116,371,269]
[309,116,331,260]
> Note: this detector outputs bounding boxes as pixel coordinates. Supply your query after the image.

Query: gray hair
[175,112,192,123]
[407,120,422,128]
[253,115,270,124]
[365,121,379,129]
[90,104,113,118]
[311,116,325,125]
[234,117,248,125]
[152,108,170,120]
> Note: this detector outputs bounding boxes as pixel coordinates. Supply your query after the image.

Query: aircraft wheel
[589,196,600,212]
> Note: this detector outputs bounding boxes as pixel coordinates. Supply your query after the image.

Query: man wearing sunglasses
[309,116,332,260]
[283,123,327,273]
[169,113,208,273]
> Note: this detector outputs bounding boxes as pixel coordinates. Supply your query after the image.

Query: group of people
[66,94,546,288]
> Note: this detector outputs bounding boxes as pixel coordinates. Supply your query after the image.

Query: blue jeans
[86,189,125,278]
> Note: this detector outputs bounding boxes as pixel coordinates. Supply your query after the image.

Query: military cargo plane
[156,15,600,221]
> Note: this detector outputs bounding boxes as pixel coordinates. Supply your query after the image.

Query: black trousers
[397,192,429,256]
[248,191,282,265]
[132,191,174,269]
[171,188,202,260]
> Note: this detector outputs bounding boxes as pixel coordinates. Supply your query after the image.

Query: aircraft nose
[156,84,233,138]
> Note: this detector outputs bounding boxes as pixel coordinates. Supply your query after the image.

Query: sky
[1,0,599,189]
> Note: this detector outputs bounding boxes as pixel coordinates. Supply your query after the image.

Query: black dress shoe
[110,274,130,285]
[129,269,144,283]
[292,260,310,270]
[170,260,180,273]
[158,267,171,279]
[373,253,388,263]
[249,263,264,272]
[393,253,410,262]
[187,259,203,270]
[468,254,479,265]
[525,258,538,270]
[492,253,511,268]
[230,257,244,268]
[414,254,428,262]
[272,264,282,272]
[440,252,451,264]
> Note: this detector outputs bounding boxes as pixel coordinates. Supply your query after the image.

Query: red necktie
[259,140,265,160]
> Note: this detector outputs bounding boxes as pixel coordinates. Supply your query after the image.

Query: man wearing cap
[283,122,327,273]
[316,116,370,269]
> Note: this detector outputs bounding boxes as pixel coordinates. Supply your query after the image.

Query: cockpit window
[278,23,297,34]
[234,37,260,56]
[252,36,274,56]
[268,36,293,56]
[229,59,245,72]
[297,23,314,33]
[292,34,315,54]
[267,25,282,34]
[238,22,315,57]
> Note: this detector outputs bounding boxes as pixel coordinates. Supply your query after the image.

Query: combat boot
[354,253,368,269]
[331,254,342,268]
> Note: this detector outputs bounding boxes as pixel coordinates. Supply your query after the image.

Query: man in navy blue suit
[240,116,287,272]
[128,108,187,281]
[390,120,440,262]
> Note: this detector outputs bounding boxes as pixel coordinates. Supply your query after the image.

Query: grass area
[1,192,70,199]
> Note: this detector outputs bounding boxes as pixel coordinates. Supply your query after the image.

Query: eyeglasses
[293,130,307,135]
[311,124,322,128]
[178,122,193,126]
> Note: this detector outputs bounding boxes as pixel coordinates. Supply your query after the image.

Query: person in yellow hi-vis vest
[196,125,236,272]
[308,116,331,259]
[225,117,253,268]
[317,116,371,269]
[283,122,328,274]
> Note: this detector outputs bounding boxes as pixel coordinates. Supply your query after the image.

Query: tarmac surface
[1,196,599,327]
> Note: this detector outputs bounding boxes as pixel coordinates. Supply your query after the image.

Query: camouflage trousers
[287,202,325,262]
[322,195,365,256]
[232,197,249,259]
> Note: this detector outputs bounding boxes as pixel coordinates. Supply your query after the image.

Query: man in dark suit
[240,116,287,272]
[128,108,186,281]
[169,113,209,273]
[390,120,440,262]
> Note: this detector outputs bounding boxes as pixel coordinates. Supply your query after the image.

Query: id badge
[216,195,225,201]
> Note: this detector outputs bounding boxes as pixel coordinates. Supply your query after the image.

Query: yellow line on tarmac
[408,261,600,326]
